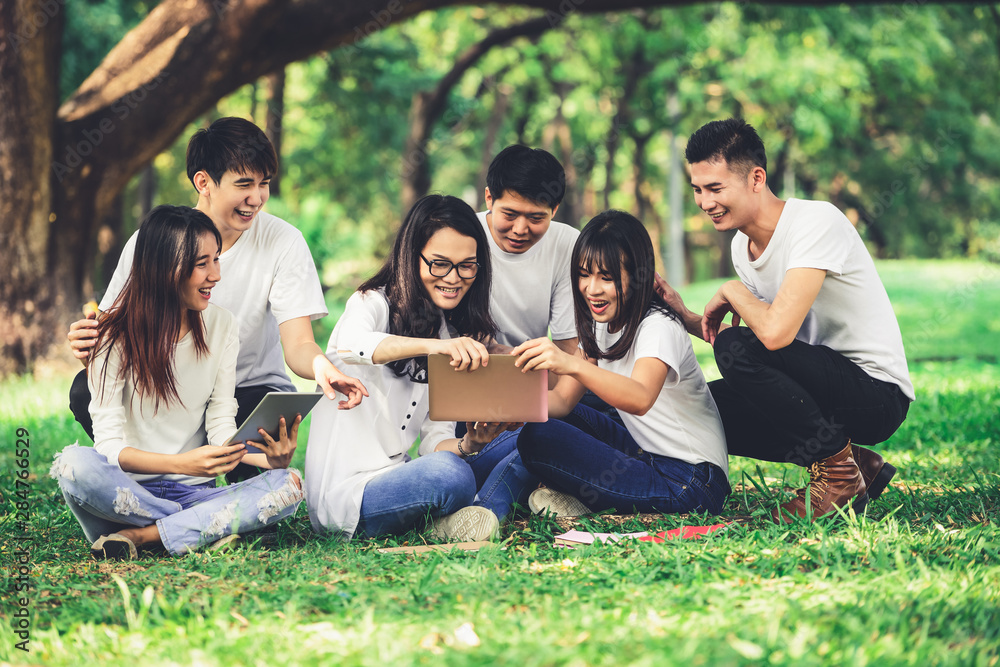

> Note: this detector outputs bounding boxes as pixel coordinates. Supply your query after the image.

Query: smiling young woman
[306,195,536,543]
[52,205,304,560]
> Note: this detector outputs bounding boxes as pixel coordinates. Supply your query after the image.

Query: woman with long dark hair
[513,210,730,517]
[306,194,526,541]
[52,205,303,559]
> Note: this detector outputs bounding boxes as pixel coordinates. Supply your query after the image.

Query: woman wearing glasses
[305,195,518,541]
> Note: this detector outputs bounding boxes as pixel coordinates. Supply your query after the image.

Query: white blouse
[304,289,456,538]
[88,303,239,486]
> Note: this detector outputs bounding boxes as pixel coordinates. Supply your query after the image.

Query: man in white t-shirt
[67,117,367,481]
[479,145,579,355]
[658,118,913,522]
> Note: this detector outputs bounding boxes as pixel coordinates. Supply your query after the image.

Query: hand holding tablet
[223,392,324,446]
[427,354,548,423]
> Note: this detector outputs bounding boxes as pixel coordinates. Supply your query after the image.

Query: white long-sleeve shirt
[88,304,240,486]
[305,289,456,538]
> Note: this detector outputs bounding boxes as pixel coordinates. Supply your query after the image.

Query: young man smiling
[67,118,367,481]
[479,145,579,355]
[659,118,914,522]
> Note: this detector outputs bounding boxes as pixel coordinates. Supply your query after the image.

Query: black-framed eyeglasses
[419,254,480,279]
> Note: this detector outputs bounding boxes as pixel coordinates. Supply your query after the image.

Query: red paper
[637,524,728,543]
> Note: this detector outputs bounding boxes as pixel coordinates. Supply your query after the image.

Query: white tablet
[224,391,324,445]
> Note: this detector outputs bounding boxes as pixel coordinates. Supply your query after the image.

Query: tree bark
[264,69,285,196]
[0,0,64,375]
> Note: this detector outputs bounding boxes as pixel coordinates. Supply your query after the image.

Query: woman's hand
[702,283,741,346]
[246,415,301,470]
[460,421,522,455]
[67,314,99,362]
[435,337,490,372]
[512,337,579,376]
[173,443,246,477]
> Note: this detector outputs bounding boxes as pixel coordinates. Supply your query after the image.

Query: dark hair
[186,117,278,187]
[486,145,565,209]
[91,205,222,411]
[684,118,767,179]
[573,210,676,362]
[359,195,497,381]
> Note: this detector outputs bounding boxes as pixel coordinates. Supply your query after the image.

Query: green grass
[2,259,999,666]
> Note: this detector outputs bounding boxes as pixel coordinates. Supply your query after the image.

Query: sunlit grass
[1,259,998,666]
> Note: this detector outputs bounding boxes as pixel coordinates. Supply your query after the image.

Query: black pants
[69,369,279,483]
[709,326,909,467]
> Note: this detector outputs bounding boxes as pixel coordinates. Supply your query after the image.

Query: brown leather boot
[774,443,868,523]
[851,444,896,500]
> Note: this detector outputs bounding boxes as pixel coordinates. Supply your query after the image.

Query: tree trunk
[0,0,64,375]
[400,15,557,213]
[477,83,511,210]
[264,69,286,197]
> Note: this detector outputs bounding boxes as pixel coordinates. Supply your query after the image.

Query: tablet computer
[224,391,324,445]
[427,354,548,423]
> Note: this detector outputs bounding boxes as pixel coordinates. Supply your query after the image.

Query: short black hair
[684,118,767,178]
[486,145,565,209]
[186,117,278,188]
[573,210,675,362]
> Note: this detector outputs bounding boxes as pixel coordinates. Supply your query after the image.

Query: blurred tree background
[54,1,1000,339]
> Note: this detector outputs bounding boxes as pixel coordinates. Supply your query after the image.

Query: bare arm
[433,421,522,457]
[653,273,705,339]
[279,315,368,408]
[703,268,825,349]
[512,338,669,417]
[117,443,247,478]
[361,335,491,372]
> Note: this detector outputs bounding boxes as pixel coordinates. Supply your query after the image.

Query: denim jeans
[466,428,538,521]
[51,445,303,555]
[517,404,730,515]
[355,433,540,538]
[710,326,911,467]
[356,451,476,538]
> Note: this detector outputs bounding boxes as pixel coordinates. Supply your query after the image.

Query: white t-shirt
[100,211,327,391]
[478,211,578,346]
[89,303,239,486]
[304,290,456,539]
[595,311,729,477]
[731,198,914,400]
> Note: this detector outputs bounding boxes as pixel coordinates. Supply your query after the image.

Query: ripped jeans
[51,445,303,555]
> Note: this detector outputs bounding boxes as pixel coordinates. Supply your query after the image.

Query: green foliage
[1,260,998,665]
[86,3,999,303]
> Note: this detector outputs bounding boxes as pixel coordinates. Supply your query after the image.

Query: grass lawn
[1,259,998,666]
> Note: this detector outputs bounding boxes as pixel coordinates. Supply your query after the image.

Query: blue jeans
[356,451,476,538]
[355,433,539,539]
[51,445,303,555]
[517,404,730,515]
[466,428,538,520]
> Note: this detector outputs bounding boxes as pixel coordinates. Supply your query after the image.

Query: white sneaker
[528,488,591,517]
[430,506,499,542]
[206,533,241,552]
